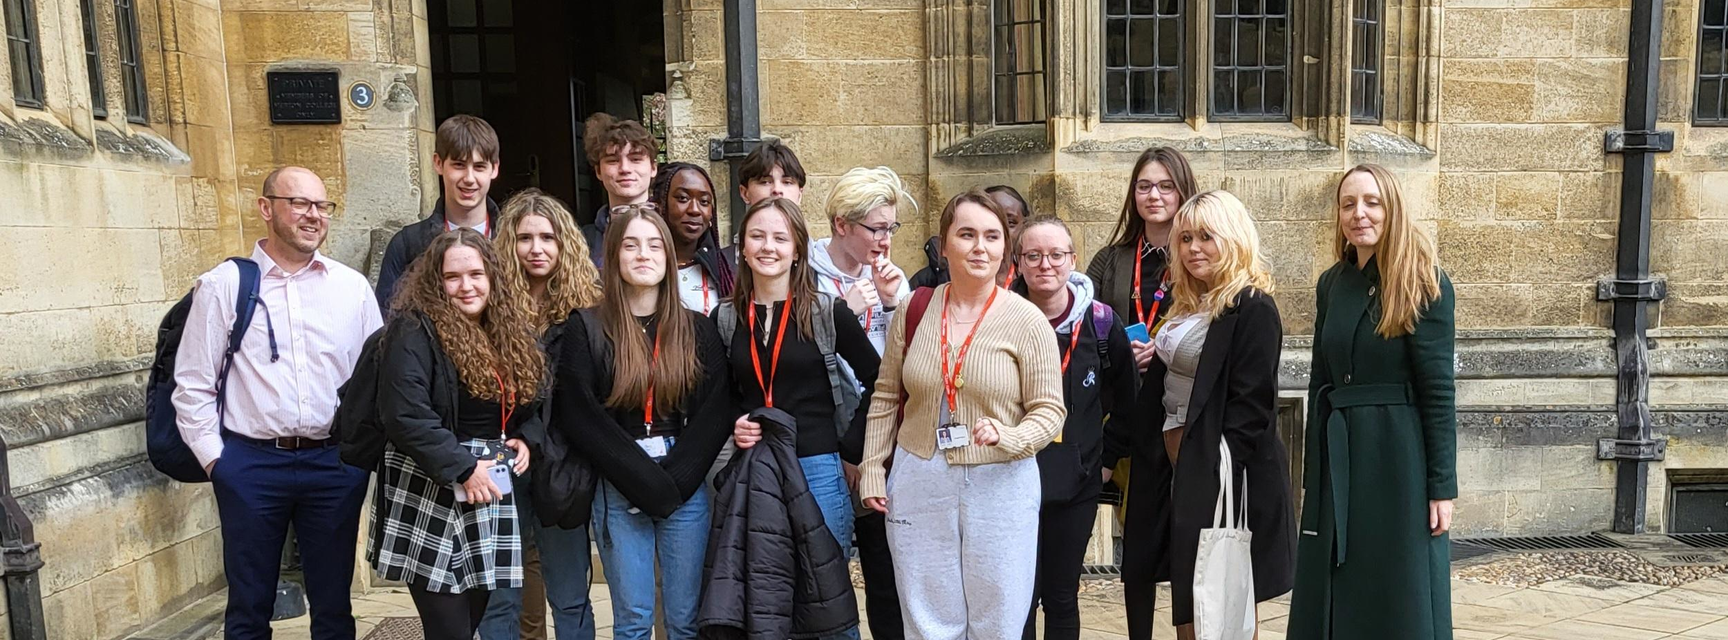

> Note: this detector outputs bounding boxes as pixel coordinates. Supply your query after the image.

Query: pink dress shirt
[172,242,383,468]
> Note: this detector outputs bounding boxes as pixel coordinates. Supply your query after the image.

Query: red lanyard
[1059,321,1084,375]
[834,277,872,329]
[698,269,712,314]
[641,332,661,436]
[490,369,516,438]
[939,286,1000,413]
[748,299,794,407]
[1005,262,1017,283]
[1132,240,1169,326]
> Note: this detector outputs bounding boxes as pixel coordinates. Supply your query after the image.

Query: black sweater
[717,300,881,458]
[553,307,733,519]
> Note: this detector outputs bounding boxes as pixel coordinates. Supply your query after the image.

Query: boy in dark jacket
[578,113,659,269]
[374,115,502,314]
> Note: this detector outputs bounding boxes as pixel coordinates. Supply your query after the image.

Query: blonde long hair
[390,229,544,405]
[1333,164,1441,338]
[493,189,603,330]
[1167,191,1276,320]
[598,206,703,411]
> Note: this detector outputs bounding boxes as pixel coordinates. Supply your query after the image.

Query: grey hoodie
[1052,270,1100,334]
[808,238,907,355]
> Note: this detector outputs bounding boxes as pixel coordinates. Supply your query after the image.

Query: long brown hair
[1107,147,1199,248]
[1168,191,1276,320]
[732,198,819,338]
[494,189,603,330]
[1333,164,1441,338]
[599,205,703,410]
[391,229,544,405]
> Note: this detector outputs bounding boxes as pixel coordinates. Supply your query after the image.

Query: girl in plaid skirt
[369,229,546,640]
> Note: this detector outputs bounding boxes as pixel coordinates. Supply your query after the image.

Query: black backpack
[146,258,274,483]
[334,327,390,471]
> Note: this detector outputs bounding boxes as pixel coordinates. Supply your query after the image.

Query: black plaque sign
[267,71,342,124]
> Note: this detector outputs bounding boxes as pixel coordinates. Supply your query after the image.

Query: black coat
[375,198,500,316]
[529,318,597,529]
[1121,289,1296,625]
[699,407,858,640]
[377,311,543,486]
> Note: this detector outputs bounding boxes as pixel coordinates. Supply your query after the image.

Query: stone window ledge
[934,124,1053,158]
[94,121,190,164]
[1060,121,1337,155]
[0,109,94,159]
[1347,124,1434,158]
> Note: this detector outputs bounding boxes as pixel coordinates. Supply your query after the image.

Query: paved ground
[229,571,1728,640]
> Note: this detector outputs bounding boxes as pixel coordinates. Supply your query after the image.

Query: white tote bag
[1192,441,1256,640]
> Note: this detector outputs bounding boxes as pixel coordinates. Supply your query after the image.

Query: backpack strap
[1091,300,1113,371]
[812,293,855,436]
[895,286,937,418]
[715,301,738,351]
[215,257,275,433]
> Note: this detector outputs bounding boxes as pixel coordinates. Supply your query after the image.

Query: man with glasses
[375,115,503,315]
[175,166,382,639]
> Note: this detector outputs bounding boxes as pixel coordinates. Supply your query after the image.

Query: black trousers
[1125,579,1159,640]
[409,582,492,640]
[855,511,904,640]
[1024,490,1101,640]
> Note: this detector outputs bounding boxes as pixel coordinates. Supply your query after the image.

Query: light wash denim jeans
[799,452,861,640]
[478,482,597,640]
[590,480,710,640]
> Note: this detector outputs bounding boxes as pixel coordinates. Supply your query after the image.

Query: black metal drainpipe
[0,436,48,640]
[710,0,763,241]
[1597,0,1674,535]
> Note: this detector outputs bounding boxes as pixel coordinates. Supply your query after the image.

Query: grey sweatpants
[885,446,1042,640]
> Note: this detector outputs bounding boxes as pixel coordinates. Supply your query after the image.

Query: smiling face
[1017,223,1074,299]
[1135,160,1182,228]
[743,205,798,281]
[435,150,500,212]
[941,201,1006,284]
[259,168,330,256]
[617,216,669,288]
[598,142,658,204]
[1337,169,1387,252]
[441,245,490,319]
[515,213,559,280]
[666,169,714,250]
[1176,224,1223,285]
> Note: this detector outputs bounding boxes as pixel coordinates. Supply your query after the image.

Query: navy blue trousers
[211,437,369,639]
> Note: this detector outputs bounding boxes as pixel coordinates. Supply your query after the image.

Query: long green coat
[1286,257,1457,640]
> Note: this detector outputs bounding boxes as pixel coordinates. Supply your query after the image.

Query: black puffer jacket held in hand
[699,407,858,640]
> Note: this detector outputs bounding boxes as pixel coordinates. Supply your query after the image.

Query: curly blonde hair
[494,189,603,330]
[391,229,545,405]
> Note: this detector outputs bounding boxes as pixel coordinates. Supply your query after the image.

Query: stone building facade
[0,0,1723,638]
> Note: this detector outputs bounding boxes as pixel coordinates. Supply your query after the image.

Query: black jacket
[530,318,597,529]
[553,307,734,519]
[1085,242,1170,328]
[1121,289,1296,624]
[907,236,948,290]
[1029,296,1138,505]
[377,311,543,486]
[376,198,501,315]
[700,407,859,640]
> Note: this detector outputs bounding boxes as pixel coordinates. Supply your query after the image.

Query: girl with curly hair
[368,229,545,640]
[552,205,734,640]
[478,190,604,640]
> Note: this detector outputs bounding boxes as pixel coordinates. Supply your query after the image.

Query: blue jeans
[798,453,861,640]
[591,480,710,640]
[479,483,597,640]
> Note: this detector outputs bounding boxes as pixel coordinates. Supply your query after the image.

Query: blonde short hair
[1167,190,1276,320]
[826,166,918,225]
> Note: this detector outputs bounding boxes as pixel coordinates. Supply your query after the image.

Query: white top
[676,263,719,315]
[446,218,489,236]
[1156,313,1211,432]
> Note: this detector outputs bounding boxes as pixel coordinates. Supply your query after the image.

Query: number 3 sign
[348,82,377,110]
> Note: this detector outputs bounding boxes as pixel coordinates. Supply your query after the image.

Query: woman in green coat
[1287,164,1457,640]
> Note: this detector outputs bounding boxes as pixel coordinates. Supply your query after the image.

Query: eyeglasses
[854,221,902,238]
[1019,250,1075,266]
[611,203,660,215]
[1134,180,1180,196]
[265,195,338,217]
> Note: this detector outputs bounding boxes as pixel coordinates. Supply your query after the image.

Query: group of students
[173,110,1457,640]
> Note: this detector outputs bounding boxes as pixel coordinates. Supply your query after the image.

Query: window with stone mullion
[115,0,148,123]
[993,0,1048,125]
[1212,0,1289,121]
[4,0,45,107]
[429,0,518,120]
[1103,0,1184,122]
[1350,0,1382,124]
[1699,0,1728,125]
[81,0,106,118]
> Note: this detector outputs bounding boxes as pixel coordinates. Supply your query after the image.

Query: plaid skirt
[367,439,523,593]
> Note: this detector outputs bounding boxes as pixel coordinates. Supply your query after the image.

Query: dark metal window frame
[991,0,1049,125]
[1697,0,1728,125]
[1211,0,1292,122]
[1102,0,1186,122]
[115,0,148,123]
[81,0,106,119]
[1349,0,1382,124]
[428,0,518,121]
[4,0,45,108]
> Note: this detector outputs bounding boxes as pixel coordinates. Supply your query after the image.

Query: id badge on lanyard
[936,400,972,450]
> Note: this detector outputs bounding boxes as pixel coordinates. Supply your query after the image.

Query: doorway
[427,0,667,222]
